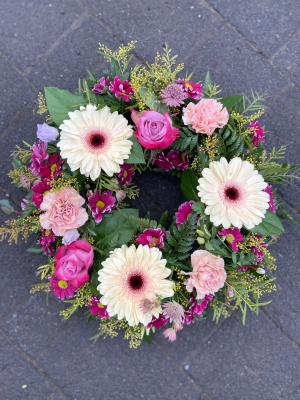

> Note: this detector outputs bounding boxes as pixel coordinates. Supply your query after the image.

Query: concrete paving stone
[27,18,119,92]
[0,0,83,72]
[186,312,300,400]
[262,86,300,211]
[206,0,300,58]
[271,32,300,88]
[153,312,223,366]
[1,292,72,359]
[129,169,186,224]
[0,57,37,133]
[37,314,207,400]
[0,331,55,400]
[82,0,223,65]
[186,24,288,97]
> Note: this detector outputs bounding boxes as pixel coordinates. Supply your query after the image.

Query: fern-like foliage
[163,212,197,260]
[217,127,244,158]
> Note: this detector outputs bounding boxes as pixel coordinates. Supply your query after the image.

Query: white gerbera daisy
[197,157,270,229]
[97,244,174,326]
[57,105,133,181]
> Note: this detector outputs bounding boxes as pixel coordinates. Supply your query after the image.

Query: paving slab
[0,0,83,72]
[0,331,57,400]
[186,312,300,400]
[206,0,300,58]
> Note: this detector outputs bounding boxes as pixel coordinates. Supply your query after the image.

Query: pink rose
[131,109,179,149]
[182,98,229,135]
[182,250,226,299]
[54,240,94,289]
[39,187,88,236]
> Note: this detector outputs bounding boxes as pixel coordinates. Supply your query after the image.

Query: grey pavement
[0,1,300,399]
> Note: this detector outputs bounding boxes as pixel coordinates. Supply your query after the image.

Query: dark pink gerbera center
[84,127,110,153]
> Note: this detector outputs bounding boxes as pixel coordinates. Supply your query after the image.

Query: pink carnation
[182,250,226,299]
[131,109,179,149]
[182,98,229,135]
[39,187,88,236]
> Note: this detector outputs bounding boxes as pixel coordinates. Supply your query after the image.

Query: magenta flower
[88,190,116,223]
[39,153,64,180]
[49,277,76,300]
[32,179,51,209]
[146,314,168,329]
[175,200,194,225]
[176,78,202,100]
[136,228,166,248]
[86,296,109,319]
[109,76,134,102]
[117,164,135,185]
[153,151,174,171]
[248,121,265,146]
[92,77,109,94]
[184,295,213,324]
[167,149,189,171]
[263,184,276,213]
[218,227,244,252]
[161,83,185,107]
[29,141,48,176]
[37,229,56,255]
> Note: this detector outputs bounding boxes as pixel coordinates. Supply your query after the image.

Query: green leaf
[44,87,85,126]
[127,136,145,164]
[219,95,243,110]
[0,199,14,215]
[250,209,285,236]
[94,208,138,248]
[180,169,199,201]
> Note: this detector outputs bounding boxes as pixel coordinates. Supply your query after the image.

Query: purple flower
[49,276,76,300]
[136,228,166,248]
[62,229,80,245]
[175,201,194,225]
[37,229,56,255]
[153,151,174,171]
[175,78,202,100]
[248,121,265,147]
[92,77,109,95]
[117,164,135,185]
[184,295,213,324]
[161,83,185,107]
[87,190,116,223]
[109,76,134,102]
[86,296,109,319]
[218,227,244,252]
[167,149,189,171]
[29,141,48,176]
[37,123,59,142]
[263,184,276,213]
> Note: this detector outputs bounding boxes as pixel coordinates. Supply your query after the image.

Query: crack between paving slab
[152,338,214,400]
[0,53,40,94]
[0,328,72,400]
[200,0,300,93]
[261,309,300,350]
[23,12,89,77]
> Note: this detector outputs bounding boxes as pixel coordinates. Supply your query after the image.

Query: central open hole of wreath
[129,274,144,290]
[224,187,239,201]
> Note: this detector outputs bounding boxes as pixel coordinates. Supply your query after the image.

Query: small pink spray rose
[131,109,179,149]
[39,187,88,236]
[54,240,94,290]
[182,98,229,135]
[182,250,226,299]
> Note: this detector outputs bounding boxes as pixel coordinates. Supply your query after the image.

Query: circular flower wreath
[1,42,297,348]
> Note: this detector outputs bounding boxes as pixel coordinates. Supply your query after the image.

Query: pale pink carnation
[182,250,226,299]
[182,98,229,135]
[39,187,88,236]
